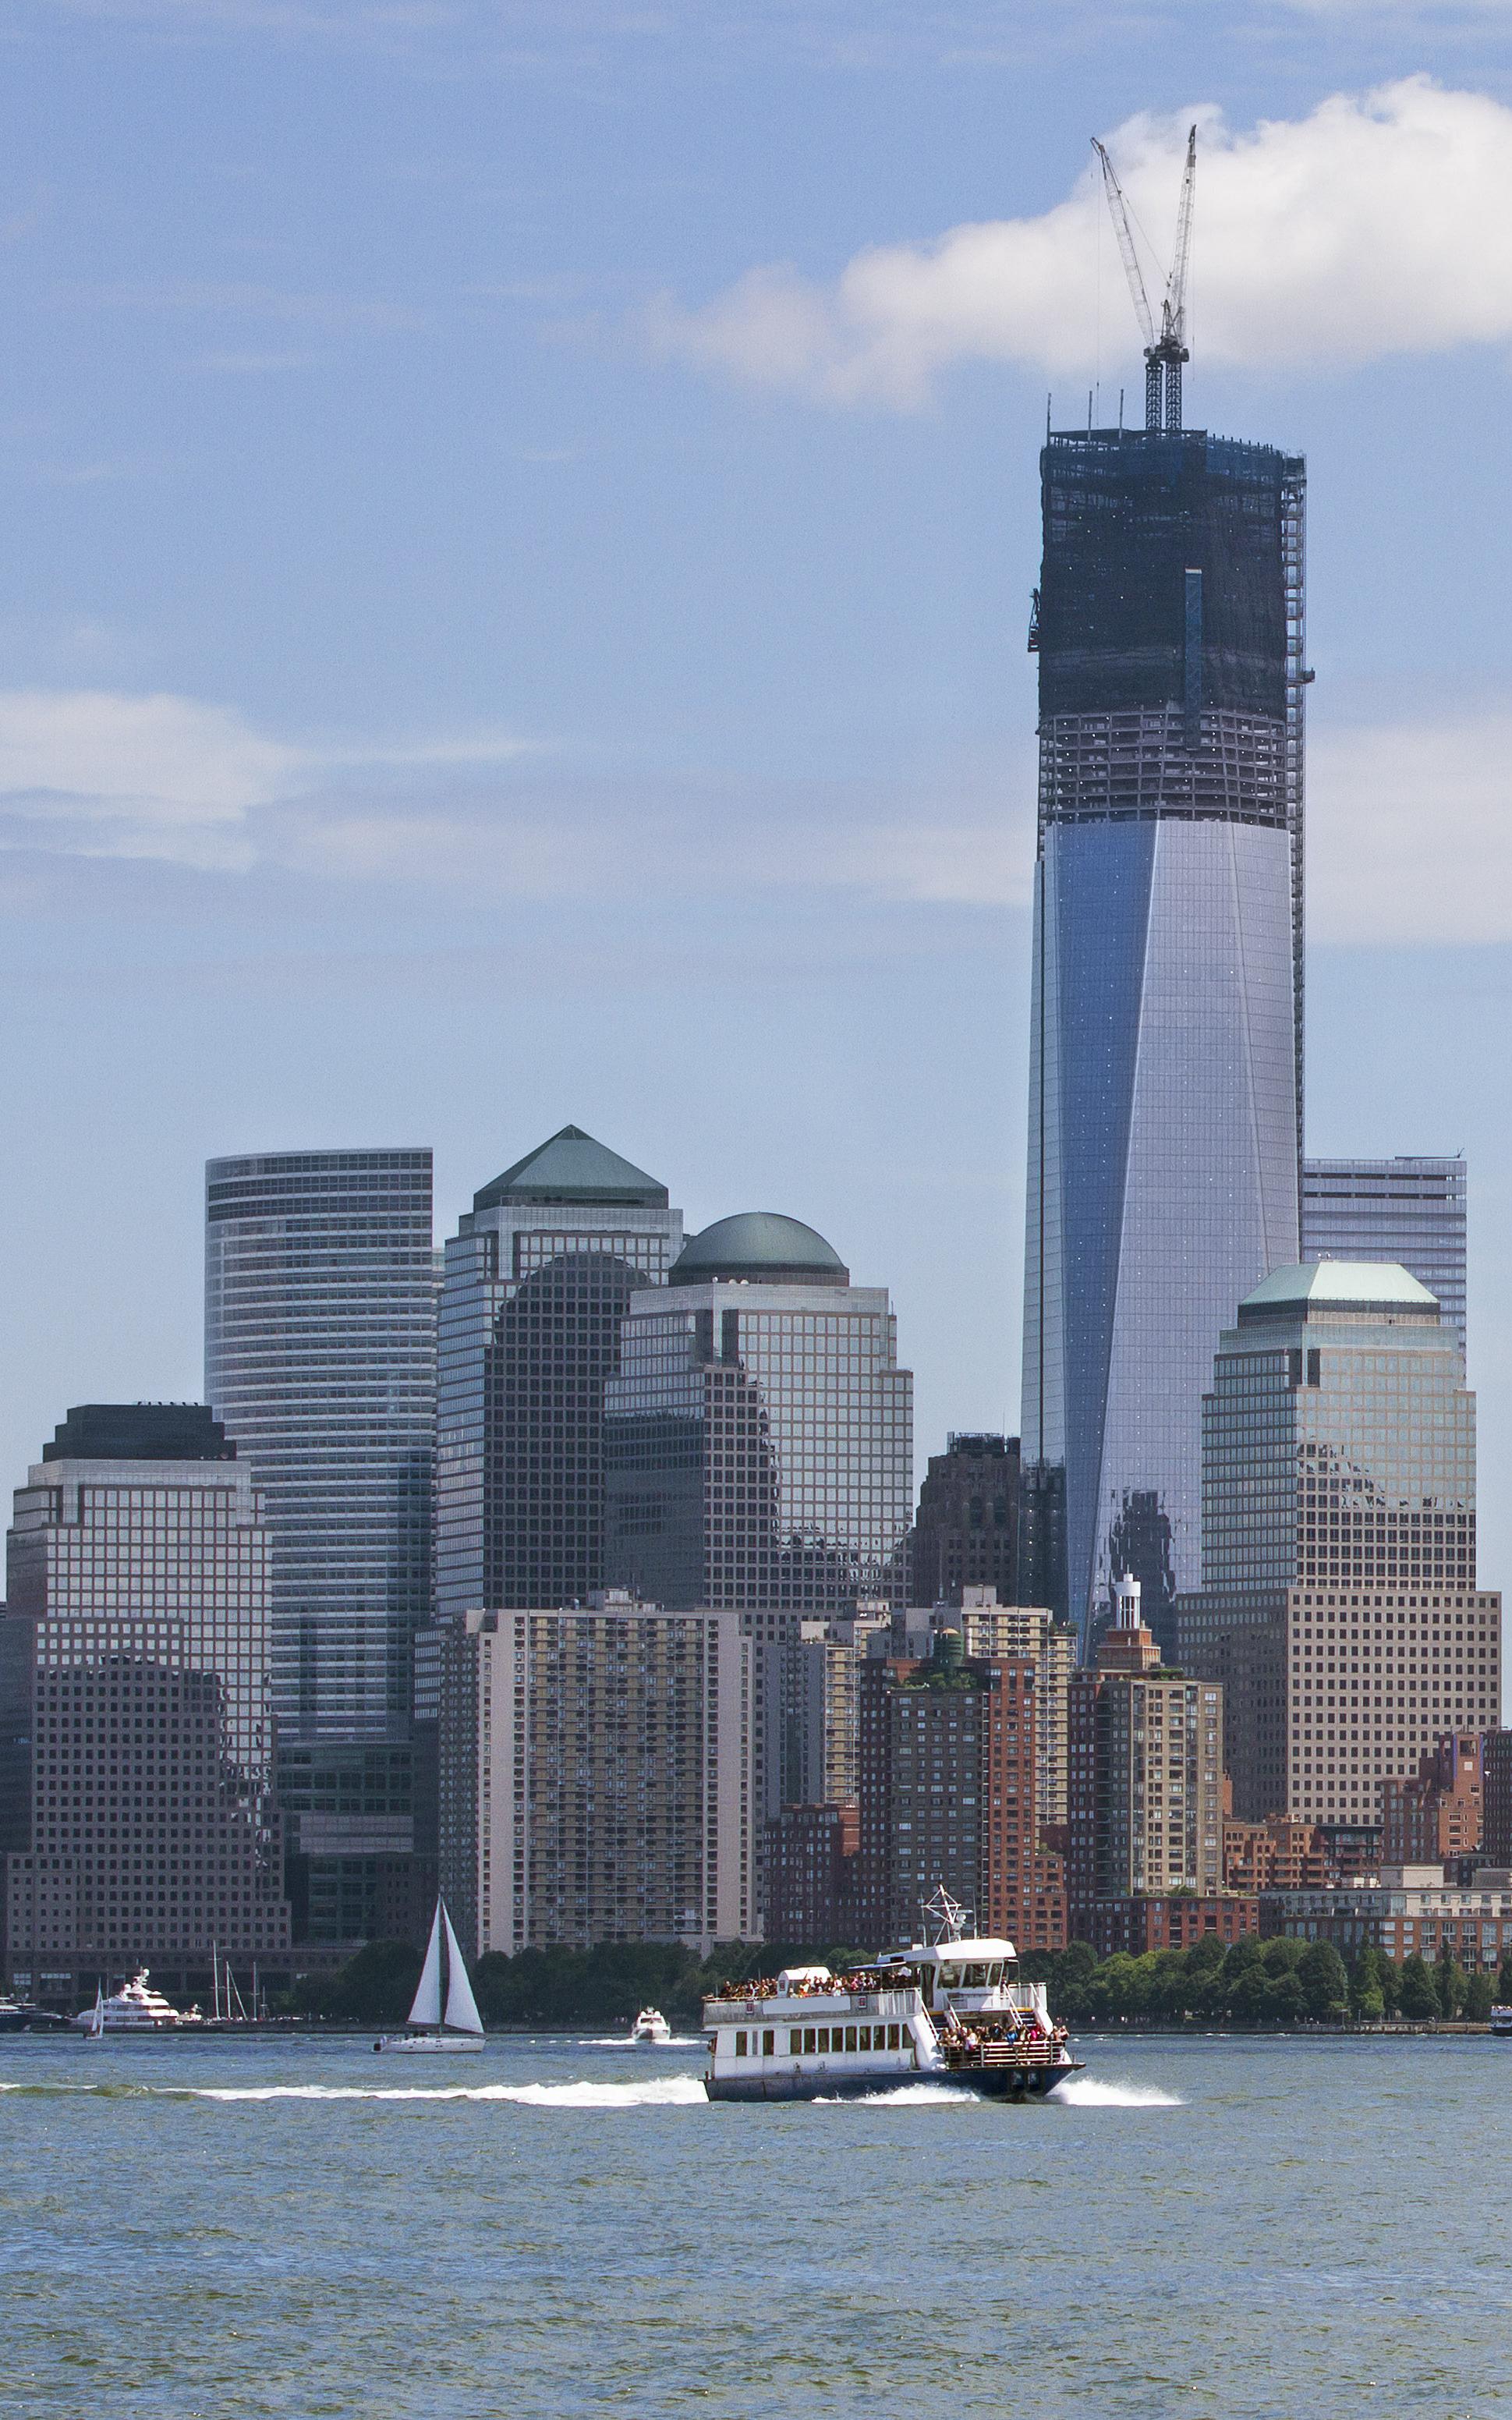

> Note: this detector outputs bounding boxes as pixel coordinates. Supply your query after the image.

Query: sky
[4,0,1512,1586]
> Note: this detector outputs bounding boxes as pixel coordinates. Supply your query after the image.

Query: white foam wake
[175,2075,710,2108]
[842,2082,976,2106]
[1048,2074,1184,2108]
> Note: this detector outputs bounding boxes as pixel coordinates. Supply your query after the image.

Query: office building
[1302,1157,1467,1364]
[855,1629,1064,1955]
[205,1148,437,1940]
[434,1595,756,1958]
[604,1211,913,1616]
[909,1433,1019,1608]
[1019,420,1305,1649]
[1485,1732,1512,1867]
[1174,1263,1501,1834]
[1380,1732,1483,1866]
[436,1127,682,1626]
[1067,1582,1225,1930]
[1,1405,289,2001]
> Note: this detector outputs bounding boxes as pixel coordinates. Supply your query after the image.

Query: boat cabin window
[735,2030,748,2057]
[762,2029,774,2057]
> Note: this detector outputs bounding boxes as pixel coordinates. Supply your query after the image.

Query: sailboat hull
[374,2032,486,2053]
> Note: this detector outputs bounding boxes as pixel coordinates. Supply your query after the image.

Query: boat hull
[705,2059,1082,2103]
[374,2032,485,2053]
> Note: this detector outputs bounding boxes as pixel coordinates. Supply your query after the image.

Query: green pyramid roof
[1238,1260,1439,1319]
[473,1125,668,1213]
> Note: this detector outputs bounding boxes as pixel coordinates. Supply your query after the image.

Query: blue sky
[4,0,1512,1586]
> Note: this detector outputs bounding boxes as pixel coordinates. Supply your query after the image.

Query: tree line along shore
[274,1932,1512,2031]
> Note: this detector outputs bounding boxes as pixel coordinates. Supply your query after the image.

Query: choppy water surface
[2,2030,1507,2418]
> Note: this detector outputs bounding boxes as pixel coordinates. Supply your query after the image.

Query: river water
[2,2028,1507,2418]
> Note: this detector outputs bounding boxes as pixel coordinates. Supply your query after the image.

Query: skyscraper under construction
[1019,378,1306,1649]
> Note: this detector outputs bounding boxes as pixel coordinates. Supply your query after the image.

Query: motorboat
[630,2007,672,2046]
[375,1896,485,2053]
[76,1971,204,2037]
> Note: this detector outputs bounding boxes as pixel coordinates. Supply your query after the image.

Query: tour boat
[375,1897,485,2053]
[630,2007,672,2046]
[703,1887,1082,2103]
[76,1971,204,2037]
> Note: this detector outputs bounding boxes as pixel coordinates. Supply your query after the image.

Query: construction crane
[1092,125,1196,432]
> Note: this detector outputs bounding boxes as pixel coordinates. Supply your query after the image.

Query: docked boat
[76,1971,204,2037]
[0,1996,30,2034]
[630,2007,672,2046]
[1489,2005,1512,2037]
[703,1888,1082,2103]
[375,1896,484,2053]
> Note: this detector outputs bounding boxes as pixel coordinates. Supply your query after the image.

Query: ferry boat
[630,2007,672,2045]
[76,1971,204,2037]
[703,1889,1082,2104]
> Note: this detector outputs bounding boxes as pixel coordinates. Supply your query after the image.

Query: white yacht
[630,2007,672,2046]
[703,1888,1082,2103]
[375,1897,485,2053]
[76,1971,204,2037]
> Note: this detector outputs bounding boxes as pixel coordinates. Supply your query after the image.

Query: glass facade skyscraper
[435,1126,682,1624]
[1302,1157,1467,1365]
[1174,1262,1500,1832]
[204,1150,437,1742]
[1020,426,1306,1649]
[603,1211,913,1614]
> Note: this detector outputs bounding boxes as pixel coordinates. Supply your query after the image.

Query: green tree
[1498,1951,1512,2007]
[1378,1954,1402,2017]
[1434,1947,1470,2019]
[1297,1940,1349,2021]
[1463,1969,1496,2023]
[1398,1953,1439,2020]
[1261,1936,1305,1978]
[1349,1944,1386,2018]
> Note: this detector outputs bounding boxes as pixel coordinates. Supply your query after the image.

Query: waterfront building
[1019,420,1305,1649]
[604,1212,913,1617]
[0,1405,289,2002]
[764,1801,859,1948]
[854,1629,1064,1956]
[1066,1580,1225,1929]
[436,1128,682,1626]
[909,1434,1019,1608]
[204,1147,437,1941]
[1484,1731,1512,1866]
[1302,1156,1467,1364]
[1090,1895,1259,1958]
[1174,1263,1501,1836]
[434,1594,756,1959]
[1222,1814,1337,1895]
[1380,1732,1483,1866]
[1263,1865,1512,1968]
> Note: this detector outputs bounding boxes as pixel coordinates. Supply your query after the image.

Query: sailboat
[375,1896,485,2053]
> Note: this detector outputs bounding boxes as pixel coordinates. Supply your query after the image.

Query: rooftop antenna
[1091,124,1196,432]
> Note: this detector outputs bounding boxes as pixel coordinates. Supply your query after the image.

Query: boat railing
[703,1988,918,2025]
[940,2032,1064,2068]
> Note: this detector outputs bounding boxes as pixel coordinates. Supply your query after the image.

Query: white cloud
[650,77,1512,407]
[1310,712,1512,945]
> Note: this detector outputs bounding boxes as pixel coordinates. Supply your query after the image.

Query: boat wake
[1048,2075,1184,2108]
[175,2075,710,2109]
[842,2082,976,2106]
[575,2036,703,2051]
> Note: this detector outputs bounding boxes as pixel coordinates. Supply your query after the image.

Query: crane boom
[1091,125,1197,433]
[1092,137,1154,347]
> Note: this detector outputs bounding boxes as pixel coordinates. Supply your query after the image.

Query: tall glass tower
[1019,426,1306,1650]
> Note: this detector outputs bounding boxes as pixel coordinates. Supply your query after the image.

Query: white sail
[441,1903,483,2036]
[409,1902,444,2029]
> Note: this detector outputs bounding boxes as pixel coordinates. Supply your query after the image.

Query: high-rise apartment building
[436,1128,682,1625]
[854,1630,1064,1955]
[1379,1732,1483,1865]
[0,1405,289,2002]
[1174,1263,1501,1834]
[1066,1584,1225,1928]
[1020,422,1305,1649]
[604,1212,913,1616]
[1483,1732,1512,1866]
[909,1434,1019,1608]
[434,1596,756,1958]
[1302,1157,1468,1364]
[954,1587,1076,1831]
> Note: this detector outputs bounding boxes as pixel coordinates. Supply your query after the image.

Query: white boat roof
[883,1936,1018,1962]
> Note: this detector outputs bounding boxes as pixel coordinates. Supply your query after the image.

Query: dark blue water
[2,2029,1507,2418]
